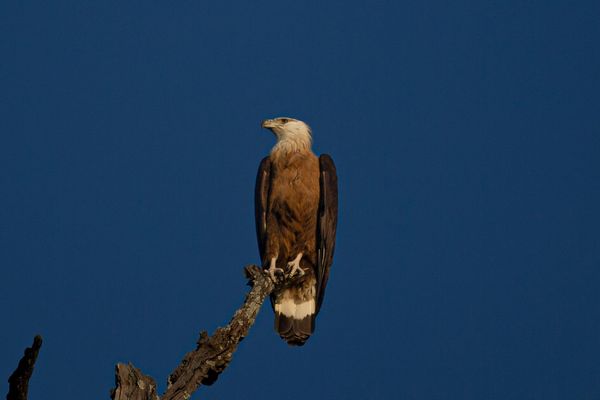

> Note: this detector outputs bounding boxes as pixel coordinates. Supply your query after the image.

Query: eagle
[255,117,338,346]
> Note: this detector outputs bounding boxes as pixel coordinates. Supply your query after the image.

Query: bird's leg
[286,252,305,278]
[267,257,284,282]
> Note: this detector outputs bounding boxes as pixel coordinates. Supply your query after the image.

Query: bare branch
[111,264,274,400]
[111,364,158,400]
[6,335,42,400]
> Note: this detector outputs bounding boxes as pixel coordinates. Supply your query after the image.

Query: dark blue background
[1,1,599,399]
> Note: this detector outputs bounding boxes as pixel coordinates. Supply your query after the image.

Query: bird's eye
[280,118,289,124]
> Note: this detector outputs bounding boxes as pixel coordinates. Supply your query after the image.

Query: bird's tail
[273,288,316,346]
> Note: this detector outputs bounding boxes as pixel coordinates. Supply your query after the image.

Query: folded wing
[316,154,338,312]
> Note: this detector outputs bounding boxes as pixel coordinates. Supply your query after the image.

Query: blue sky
[1,1,599,399]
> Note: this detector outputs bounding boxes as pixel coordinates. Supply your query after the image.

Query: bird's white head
[262,117,312,155]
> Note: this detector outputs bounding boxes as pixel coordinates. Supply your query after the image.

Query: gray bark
[111,264,273,400]
[7,265,274,400]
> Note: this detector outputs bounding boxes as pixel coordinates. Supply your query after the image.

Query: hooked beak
[261,119,277,129]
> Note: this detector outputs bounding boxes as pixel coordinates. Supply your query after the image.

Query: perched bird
[255,117,338,345]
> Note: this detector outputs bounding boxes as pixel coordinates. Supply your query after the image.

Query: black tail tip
[284,336,309,346]
[275,313,315,346]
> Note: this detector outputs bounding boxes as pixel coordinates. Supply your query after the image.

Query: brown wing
[316,154,338,312]
[254,156,272,264]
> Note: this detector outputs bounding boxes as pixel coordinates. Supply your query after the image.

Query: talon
[268,267,284,282]
[267,257,284,282]
[287,263,304,278]
[286,252,305,278]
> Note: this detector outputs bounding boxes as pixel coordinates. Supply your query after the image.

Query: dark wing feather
[316,154,338,312]
[254,156,271,264]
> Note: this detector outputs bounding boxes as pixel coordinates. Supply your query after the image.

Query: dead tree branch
[6,335,42,400]
[111,264,274,400]
[111,364,158,400]
[6,266,272,400]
